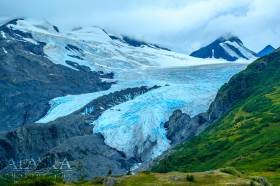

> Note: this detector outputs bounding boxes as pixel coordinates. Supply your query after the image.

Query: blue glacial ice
[92,63,247,160]
[37,63,247,161]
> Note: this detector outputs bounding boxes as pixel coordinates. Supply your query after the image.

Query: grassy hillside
[152,49,280,184]
[0,169,269,186]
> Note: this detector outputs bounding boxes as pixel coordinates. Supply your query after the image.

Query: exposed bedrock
[164,110,209,145]
[0,86,159,178]
[0,19,113,132]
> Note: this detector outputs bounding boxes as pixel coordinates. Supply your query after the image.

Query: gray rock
[0,19,113,132]
[43,135,132,180]
[0,114,133,179]
[0,83,158,179]
[164,110,209,145]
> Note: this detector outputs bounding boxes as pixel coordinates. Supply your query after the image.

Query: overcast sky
[0,0,279,53]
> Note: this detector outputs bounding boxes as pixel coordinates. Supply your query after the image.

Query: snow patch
[224,41,256,59]
[23,37,38,45]
[2,47,8,54]
[220,43,239,58]
[0,31,6,39]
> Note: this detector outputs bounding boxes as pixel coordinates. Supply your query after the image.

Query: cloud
[0,0,279,53]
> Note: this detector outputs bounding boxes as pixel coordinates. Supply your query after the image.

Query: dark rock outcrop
[0,19,113,131]
[0,116,133,179]
[109,35,171,51]
[164,110,209,145]
[0,19,159,179]
[0,85,159,178]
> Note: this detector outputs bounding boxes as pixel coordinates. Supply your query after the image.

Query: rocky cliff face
[0,18,249,180]
[0,19,113,132]
[164,110,209,145]
[0,19,164,178]
[0,85,158,178]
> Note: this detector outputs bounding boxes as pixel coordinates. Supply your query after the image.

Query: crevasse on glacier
[10,19,248,162]
[91,65,247,160]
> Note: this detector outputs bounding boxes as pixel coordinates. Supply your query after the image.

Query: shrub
[186,174,194,182]
[140,171,152,175]
[107,168,112,176]
[250,180,257,186]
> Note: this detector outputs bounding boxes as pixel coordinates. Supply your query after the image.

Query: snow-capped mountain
[190,34,257,61]
[257,45,275,57]
[0,18,249,177]
[18,19,232,72]
[108,34,171,51]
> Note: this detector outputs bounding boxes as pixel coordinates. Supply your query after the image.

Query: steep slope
[0,18,230,132]
[152,49,280,183]
[0,19,112,131]
[0,18,249,179]
[258,45,276,57]
[190,34,257,61]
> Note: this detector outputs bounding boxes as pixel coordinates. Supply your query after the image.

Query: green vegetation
[2,170,266,186]
[13,175,63,186]
[90,176,104,185]
[0,174,64,186]
[0,175,14,186]
[2,51,279,186]
[152,50,280,185]
[220,167,242,177]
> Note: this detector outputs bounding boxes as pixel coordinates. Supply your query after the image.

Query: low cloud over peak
[1,0,279,53]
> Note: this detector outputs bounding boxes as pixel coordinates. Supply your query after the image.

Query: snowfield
[6,18,251,162]
[221,40,257,60]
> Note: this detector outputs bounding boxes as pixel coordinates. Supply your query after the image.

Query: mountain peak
[190,34,256,61]
[216,33,243,45]
[257,45,276,57]
[262,45,275,51]
[265,44,274,48]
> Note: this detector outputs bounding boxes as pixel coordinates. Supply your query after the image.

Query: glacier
[7,18,250,162]
[92,64,247,159]
[38,64,248,160]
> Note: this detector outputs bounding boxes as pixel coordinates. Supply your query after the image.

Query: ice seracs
[2,18,251,163]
